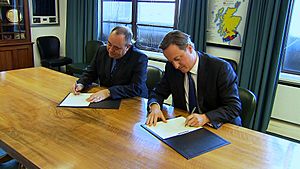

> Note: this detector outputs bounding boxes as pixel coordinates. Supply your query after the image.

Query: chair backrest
[85,40,104,64]
[36,36,60,60]
[222,58,238,73]
[238,87,257,128]
[146,65,164,92]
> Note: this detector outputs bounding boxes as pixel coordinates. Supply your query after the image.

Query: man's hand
[185,114,209,127]
[86,89,111,102]
[146,104,167,126]
[72,83,84,95]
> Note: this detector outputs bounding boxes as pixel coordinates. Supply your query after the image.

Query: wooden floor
[267,118,300,141]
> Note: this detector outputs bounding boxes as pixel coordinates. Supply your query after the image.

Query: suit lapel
[105,57,112,79]
[197,52,205,112]
[110,47,132,80]
[174,70,186,108]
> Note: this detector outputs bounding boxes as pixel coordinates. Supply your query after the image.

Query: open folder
[141,117,230,159]
[58,93,121,109]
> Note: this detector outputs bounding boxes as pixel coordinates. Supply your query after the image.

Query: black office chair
[238,87,257,128]
[146,65,164,97]
[222,57,238,73]
[66,40,104,77]
[37,36,73,71]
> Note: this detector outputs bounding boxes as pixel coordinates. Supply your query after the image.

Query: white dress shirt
[184,56,199,112]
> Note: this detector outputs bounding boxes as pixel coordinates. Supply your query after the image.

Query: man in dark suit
[146,30,241,128]
[72,26,148,102]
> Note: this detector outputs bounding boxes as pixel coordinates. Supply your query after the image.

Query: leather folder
[141,125,230,159]
[88,99,121,109]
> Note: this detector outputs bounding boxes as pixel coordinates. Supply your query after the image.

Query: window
[100,0,179,52]
[282,0,300,75]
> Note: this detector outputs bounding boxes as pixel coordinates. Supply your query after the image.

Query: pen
[185,107,196,126]
[191,107,196,114]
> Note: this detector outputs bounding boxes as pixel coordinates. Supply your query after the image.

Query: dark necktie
[111,59,119,76]
[188,72,197,113]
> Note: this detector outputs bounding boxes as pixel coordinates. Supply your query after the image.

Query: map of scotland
[207,0,249,47]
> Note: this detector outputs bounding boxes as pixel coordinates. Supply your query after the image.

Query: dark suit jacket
[77,45,148,99]
[148,52,241,126]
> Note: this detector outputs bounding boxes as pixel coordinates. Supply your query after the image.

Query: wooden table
[0,67,299,169]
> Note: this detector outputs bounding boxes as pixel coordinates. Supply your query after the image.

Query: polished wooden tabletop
[0,67,299,169]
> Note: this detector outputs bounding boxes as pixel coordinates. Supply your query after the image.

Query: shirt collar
[190,54,198,75]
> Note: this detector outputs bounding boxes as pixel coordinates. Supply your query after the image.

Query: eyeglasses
[107,42,126,52]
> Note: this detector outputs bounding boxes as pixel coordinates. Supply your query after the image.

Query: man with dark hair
[146,30,241,128]
[72,26,148,101]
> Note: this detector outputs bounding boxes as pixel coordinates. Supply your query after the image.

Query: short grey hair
[111,26,133,45]
[159,30,194,50]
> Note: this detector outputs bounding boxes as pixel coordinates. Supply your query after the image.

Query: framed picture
[28,0,59,26]
[206,0,249,48]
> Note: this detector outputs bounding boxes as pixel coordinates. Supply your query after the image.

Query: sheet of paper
[59,93,92,107]
[144,117,202,139]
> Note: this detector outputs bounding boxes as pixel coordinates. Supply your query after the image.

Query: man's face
[107,32,130,59]
[163,44,196,73]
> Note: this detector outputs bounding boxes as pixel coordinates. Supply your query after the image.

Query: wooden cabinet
[0,0,33,71]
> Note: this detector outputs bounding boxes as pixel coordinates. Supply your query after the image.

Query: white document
[59,93,92,107]
[144,117,202,139]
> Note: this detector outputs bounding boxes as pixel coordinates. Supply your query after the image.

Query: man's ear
[186,44,193,53]
[126,44,132,49]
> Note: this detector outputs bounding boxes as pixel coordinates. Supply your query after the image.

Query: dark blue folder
[141,125,230,159]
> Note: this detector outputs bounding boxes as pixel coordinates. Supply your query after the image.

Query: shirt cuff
[76,83,84,89]
[149,102,161,112]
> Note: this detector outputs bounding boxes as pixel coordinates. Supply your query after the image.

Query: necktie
[111,59,119,76]
[188,72,197,113]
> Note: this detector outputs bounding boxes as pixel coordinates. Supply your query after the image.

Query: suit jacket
[77,45,148,99]
[148,52,241,127]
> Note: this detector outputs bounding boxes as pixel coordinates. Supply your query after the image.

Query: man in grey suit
[72,26,148,102]
[146,30,241,128]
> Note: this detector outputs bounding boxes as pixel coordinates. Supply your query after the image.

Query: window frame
[281,0,300,76]
[100,0,179,52]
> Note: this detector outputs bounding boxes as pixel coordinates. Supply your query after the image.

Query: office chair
[0,148,20,168]
[238,87,257,128]
[146,65,164,97]
[37,36,73,72]
[66,40,104,77]
[222,58,238,73]
[0,148,12,164]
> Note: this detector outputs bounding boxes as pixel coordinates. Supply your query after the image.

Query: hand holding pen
[72,83,84,95]
[185,107,209,127]
[185,107,196,127]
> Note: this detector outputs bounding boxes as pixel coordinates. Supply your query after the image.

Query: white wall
[206,46,241,63]
[30,0,67,67]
